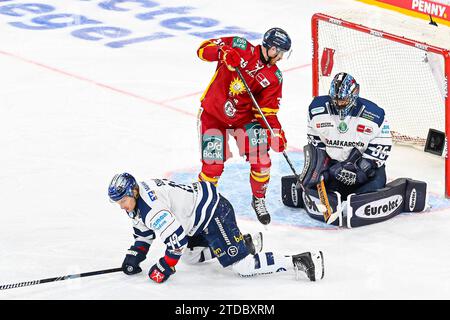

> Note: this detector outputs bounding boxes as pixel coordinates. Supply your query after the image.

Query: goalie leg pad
[302,187,343,227]
[281,175,304,208]
[299,144,331,188]
[346,178,427,228]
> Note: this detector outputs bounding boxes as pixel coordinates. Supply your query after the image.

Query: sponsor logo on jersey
[147,190,157,201]
[233,234,244,243]
[325,139,365,148]
[232,37,247,50]
[213,247,225,258]
[361,109,381,122]
[357,124,373,134]
[141,182,150,191]
[255,73,270,88]
[202,135,224,161]
[409,188,417,211]
[152,211,170,230]
[215,217,232,245]
[229,77,246,97]
[224,100,237,118]
[311,106,325,115]
[316,122,333,128]
[355,195,403,219]
[337,121,348,133]
[227,246,238,257]
[381,124,391,135]
[275,69,283,83]
[245,123,268,147]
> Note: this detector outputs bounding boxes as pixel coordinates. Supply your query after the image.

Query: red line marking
[0,49,196,117]
[0,49,310,117]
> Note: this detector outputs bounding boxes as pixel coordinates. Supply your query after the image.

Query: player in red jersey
[196,28,291,225]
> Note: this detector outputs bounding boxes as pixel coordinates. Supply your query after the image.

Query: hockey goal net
[311,12,450,197]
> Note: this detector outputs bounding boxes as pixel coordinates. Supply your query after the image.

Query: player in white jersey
[108,173,324,283]
[303,72,392,199]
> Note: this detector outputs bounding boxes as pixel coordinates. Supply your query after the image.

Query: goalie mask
[329,72,360,120]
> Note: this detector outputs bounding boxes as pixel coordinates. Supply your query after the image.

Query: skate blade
[254,232,263,253]
[313,251,325,281]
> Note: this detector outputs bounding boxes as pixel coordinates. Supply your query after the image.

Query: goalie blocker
[282,175,427,228]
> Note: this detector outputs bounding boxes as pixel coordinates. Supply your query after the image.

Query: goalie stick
[0,267,122,290]
[235,67,328,216]
[316,175,339,224]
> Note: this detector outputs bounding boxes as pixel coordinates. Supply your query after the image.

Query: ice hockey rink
[1,0,450,300]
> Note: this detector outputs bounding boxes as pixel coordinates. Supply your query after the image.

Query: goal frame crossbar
[311,12,450,197]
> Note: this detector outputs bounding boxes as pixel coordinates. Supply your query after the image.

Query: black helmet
[262,28,291,52]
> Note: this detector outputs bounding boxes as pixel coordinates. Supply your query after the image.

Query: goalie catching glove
[329,148,376,186]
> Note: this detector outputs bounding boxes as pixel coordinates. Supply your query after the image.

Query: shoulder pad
[358,98,385,127]
[308,96,331,119]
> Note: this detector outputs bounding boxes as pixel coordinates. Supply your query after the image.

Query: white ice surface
[1,0,450,300]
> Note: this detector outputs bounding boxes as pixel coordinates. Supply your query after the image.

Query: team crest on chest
[224,100,237,118]
[229,77,246,96]
[338,121,348,133]
[256,73,270,88]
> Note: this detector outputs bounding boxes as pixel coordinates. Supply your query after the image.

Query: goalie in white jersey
[303,72,392,199]
[108,173,324,283]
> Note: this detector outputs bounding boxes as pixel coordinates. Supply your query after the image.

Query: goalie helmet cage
[311,12,450,198]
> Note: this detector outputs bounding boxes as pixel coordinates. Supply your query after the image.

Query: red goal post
[311,12,450,197]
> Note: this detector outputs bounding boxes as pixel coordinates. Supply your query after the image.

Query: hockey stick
[316,176,339,224]
[0,267,122,291]
[235,67,326,215]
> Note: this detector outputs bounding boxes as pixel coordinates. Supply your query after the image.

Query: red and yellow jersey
[197,36,283,130]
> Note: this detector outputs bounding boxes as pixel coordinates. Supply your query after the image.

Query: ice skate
[292,251,324,281]
[243,232,263,255]
[252,196,271,225]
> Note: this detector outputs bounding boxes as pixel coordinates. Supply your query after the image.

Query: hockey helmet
[329,72,360,118]
[262,27,291,53]
[108,172,137,202]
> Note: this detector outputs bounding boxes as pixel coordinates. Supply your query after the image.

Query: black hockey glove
[149,257,176,284]
[122,245,148,275]
[329,157,376,186]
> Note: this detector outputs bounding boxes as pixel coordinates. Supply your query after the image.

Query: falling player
[196,28,291,225]
[108,172,324,283]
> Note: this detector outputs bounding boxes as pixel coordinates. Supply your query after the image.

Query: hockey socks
[232,252,292,277]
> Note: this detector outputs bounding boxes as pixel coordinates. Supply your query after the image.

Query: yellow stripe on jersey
[198,42,217,61]
[200,69,220,102]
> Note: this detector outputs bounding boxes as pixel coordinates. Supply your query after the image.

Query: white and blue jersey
[307,95,392,168]
[130,179,219,263]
